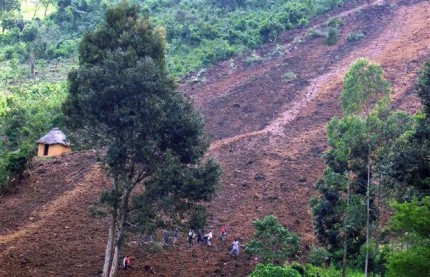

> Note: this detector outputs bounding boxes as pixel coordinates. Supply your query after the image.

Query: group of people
[186,228,213,246]
[186,225,241,257]
[122,224,242,270]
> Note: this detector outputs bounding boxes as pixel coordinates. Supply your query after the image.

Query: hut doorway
[43,144,49,156]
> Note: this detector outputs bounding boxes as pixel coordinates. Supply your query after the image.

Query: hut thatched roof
[37,128,70,146]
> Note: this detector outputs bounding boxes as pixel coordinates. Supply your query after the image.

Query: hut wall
[38,144,71,157]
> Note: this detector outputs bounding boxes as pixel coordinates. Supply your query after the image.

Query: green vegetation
[386,197,430,277]
[244,215,300,264]
[248,263,365,277]
[324,27,339,45]
[347,32,365,43]
[281,71,298,83]
[0,0,354,84]
[0,82,66,192]
[249,263,301,277]
[310,59,430,276]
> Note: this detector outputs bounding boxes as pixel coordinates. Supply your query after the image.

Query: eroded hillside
[1,0,429,276]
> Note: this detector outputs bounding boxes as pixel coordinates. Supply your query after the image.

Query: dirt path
[209,0,429,151]
[0,165,99,245]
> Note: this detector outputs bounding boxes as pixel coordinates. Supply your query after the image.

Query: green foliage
[310,246,329,267]
[304,263,364,277]
[244,215,300,264]
[355,243,390,276]
[312,59,413,269]
[347,32,365,43]
[327,17,343,28]
[0,0,21,32]
[245,51,264,65]
[340,58,390,115]
[417,61,430,114]
[0,82,66,191]
[62,1,220,235]
[323,17,342,46]
[390,197,430,242]
[386,197,430,277]
[382,61,430,198]
[324,27,338,45]
[248,263,301,277]
[311,167,368,264]
[249,263,366,277]
[281,71,297,83]
[0,0,353,81]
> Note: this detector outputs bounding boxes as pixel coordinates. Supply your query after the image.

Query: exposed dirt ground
[1,0,429,276]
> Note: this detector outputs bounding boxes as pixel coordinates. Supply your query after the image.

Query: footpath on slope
[0,152,110,277]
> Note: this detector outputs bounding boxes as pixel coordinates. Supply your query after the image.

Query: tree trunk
[102,209,117,277]
[108,187,132,277]
[102,178,119,277]
[29,52,35,77]
[342,175,351,277]
[364,145,371,277]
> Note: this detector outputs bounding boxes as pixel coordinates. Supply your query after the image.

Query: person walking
[187,229,195,248]
[173,228,179,244]
[219,225,227,241]
[204,229,213,246]
[197,229,203,244]
[230,238,240,257]
[123,255,133,270]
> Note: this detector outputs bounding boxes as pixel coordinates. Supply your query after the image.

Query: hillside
[1,0,430,276]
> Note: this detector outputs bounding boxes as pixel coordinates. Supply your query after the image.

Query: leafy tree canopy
[62,3,220,275]
[340,58,390,115]
[244,215,300,264]
[386,197,430,277]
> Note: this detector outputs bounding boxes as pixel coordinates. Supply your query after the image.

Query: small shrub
[245,51,264,65]
[347,32,366,43]
[324,27,338,45]
[310,246,329,267]
[327,17,343,28]
[281,71,297,83]
[244,215,300,263]
[50,39,77,58]
[268,44,285,57]
[249,263,301,277]
[289,262,309,277]
[21,22,39,42]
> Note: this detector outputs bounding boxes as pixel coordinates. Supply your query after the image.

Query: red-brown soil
[1,0,429,276]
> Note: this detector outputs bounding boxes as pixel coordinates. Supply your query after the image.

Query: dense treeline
[0,0,352,83]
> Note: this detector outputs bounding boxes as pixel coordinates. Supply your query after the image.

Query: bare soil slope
[1,0,429,276]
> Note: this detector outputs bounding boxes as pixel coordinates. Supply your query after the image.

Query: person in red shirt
[123,256,133,270]
[220,225,227,241]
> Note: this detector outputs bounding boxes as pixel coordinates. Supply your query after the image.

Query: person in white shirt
[204,229,213,246]
[230,239,240,256]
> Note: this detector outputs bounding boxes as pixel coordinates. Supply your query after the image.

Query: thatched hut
[37,128,71,157]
